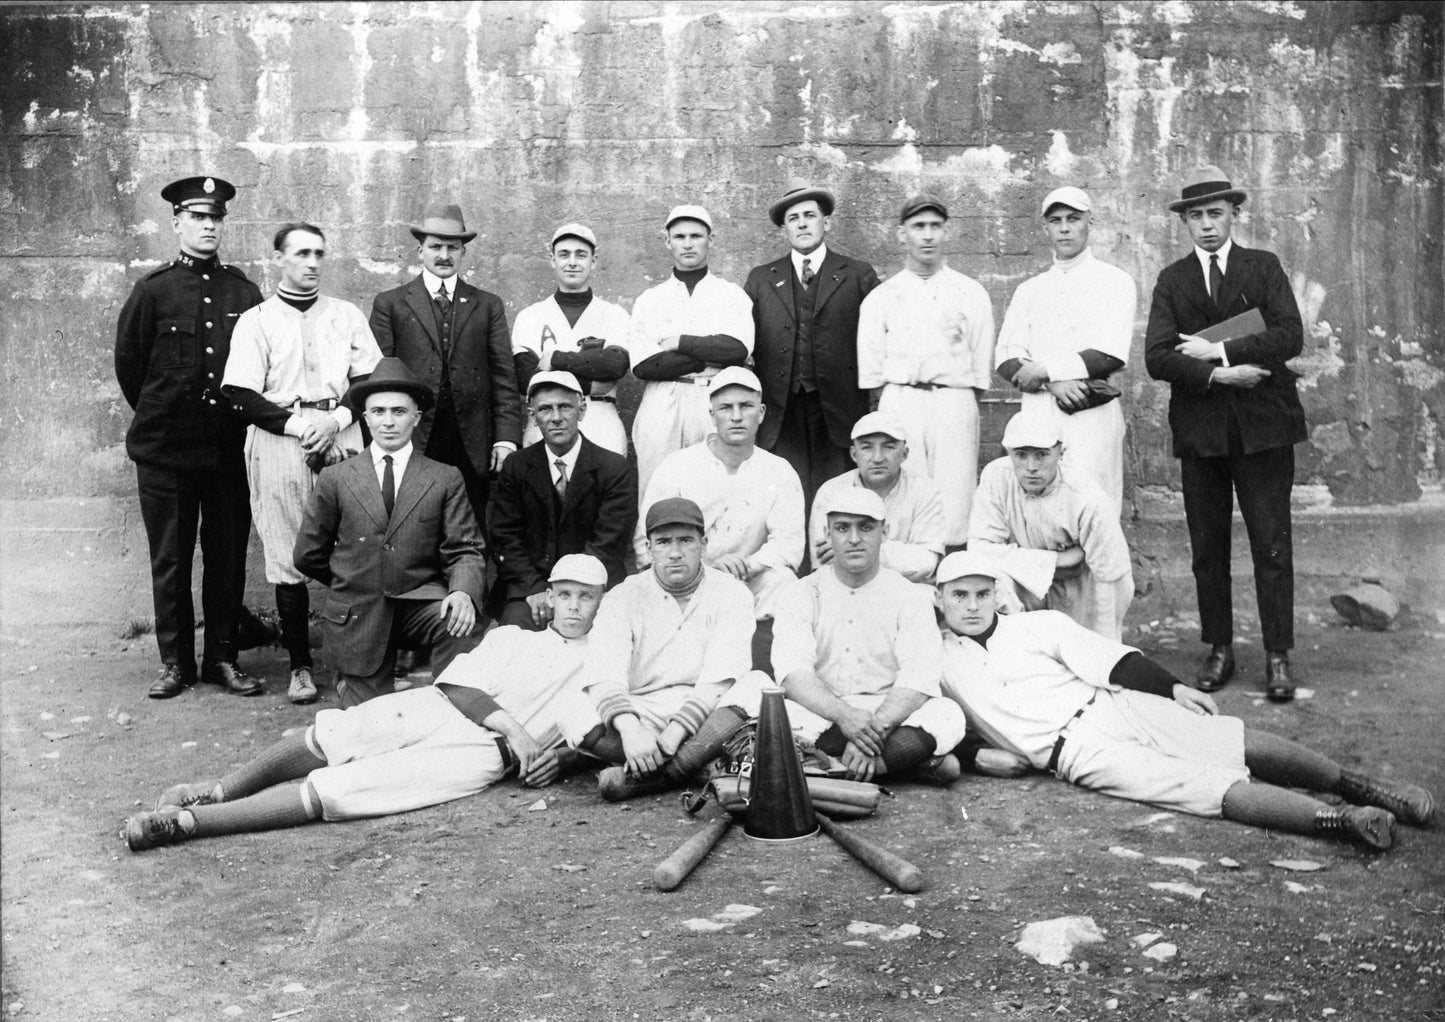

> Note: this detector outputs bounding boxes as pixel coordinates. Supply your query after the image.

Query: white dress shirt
[791,244,829,283]
[371,441,414,490]
[421,269,456,301]
[546,437,583,490]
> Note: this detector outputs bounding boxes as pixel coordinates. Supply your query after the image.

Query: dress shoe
[201,660,264,696]
[1336,769,1436,827]
[147,664,195,699]
[125,807,196,852]
[1195,644,1236,692]
[236,607,280,651]
[1264,652,1296,703]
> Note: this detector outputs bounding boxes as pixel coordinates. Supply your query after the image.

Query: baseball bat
[653,814,732,892]
[816,813,924,893]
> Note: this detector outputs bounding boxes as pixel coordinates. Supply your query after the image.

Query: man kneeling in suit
[293,357,486,707]
[490,370,636,629]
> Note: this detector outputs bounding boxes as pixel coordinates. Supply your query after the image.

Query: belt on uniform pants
[295,399,339,411]
[898,381,942,390]
[1046,693,1098,775]
[589,395,616,403]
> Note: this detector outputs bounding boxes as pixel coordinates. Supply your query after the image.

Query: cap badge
[203,178,215,193]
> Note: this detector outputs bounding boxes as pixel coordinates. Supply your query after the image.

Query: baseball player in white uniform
[809,411,946,583]
[934,552,1435,850]
[222,222,381,704]
[628,204,755,494]
[571,497,763,802]
[511,223,631,456]
[968,411,1134,640]
[637,366,804,628]
[743,487,966,784]
[857,193,995,546]
[995,187,1136,511]
[124,554,609,851]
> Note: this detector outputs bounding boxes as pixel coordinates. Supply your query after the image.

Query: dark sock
[579,725,626,765]
[275,582,312,670]
[665,706,749,780]
[815,725,847,758]
[881,726,936,775]
[1220,779,1326,833]
[1243,729,1341,792]
[187,783,318,837]
[218,732,326,800]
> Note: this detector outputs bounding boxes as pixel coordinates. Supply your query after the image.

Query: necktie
[801,257,814,286]
[554,458,569,499]
[1209,255,1223,303]
[382,455,395,516]
[435,286,452,357]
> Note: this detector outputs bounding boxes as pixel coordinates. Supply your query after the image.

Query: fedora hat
[347,357,434,413]
[1168,165,1248,213]
[768,178,836,226]
[408,202,477,243]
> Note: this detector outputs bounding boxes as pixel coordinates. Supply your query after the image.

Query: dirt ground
[2,611,1442,1022]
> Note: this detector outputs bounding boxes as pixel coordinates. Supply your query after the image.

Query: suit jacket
[368,276,525,476]
[491,436,637,599]
[1143,245,1306,458]
[745,249,881,449]
[294,449,487,677]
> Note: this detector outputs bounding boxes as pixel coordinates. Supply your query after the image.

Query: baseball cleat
[1315,805,1396,850]
[1336,770,1435,827]
[598,766,675,803]
[125,808,196,852]
[156,781,222,812]
[288,667,319,704]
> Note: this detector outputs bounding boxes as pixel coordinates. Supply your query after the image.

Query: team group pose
[118,170,1435,856]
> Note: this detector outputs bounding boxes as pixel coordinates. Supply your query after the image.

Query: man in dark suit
[294,358,487,707]
[1144,165,1307,703]
[746,180,881,513]
[368,202,525,529]
[115,175,265,699]
[490,370,637,629]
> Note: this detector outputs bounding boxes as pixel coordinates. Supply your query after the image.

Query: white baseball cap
[1001,411,1063,450]
[1041,186,1092,216]
[550,222,598,248]
[850,412,908,443]
[936,551,1004,585]
[665,204,713,231]
[527,370,584,398]
[549,553,607,587]
[709,366,762,394]
[819,486,888,521]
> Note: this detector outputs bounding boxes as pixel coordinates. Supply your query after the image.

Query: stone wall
[2,1,1442,625]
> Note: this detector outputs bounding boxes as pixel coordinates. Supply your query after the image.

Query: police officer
[115,176,265,698]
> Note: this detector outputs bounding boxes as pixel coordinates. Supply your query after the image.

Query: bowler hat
[408,202,477,243]
[1167,166,1248,213]
[347,357,435,413]
[161,176,236,217]
[768,178,836,226]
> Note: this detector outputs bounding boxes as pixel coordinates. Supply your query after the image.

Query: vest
[789,266,820,393]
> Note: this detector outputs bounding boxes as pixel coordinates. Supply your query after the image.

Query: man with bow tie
[368,202,525,534]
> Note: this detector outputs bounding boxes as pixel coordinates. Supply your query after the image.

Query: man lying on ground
[935,552,1435,850]
[124,554,608,851]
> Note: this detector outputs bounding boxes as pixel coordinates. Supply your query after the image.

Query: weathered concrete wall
[2,1,1442,627]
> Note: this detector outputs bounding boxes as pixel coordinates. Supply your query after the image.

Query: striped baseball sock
[186,783,319,837]
[218,731,326,800]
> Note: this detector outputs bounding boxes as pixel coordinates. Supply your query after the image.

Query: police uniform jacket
[115,253,263,470]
